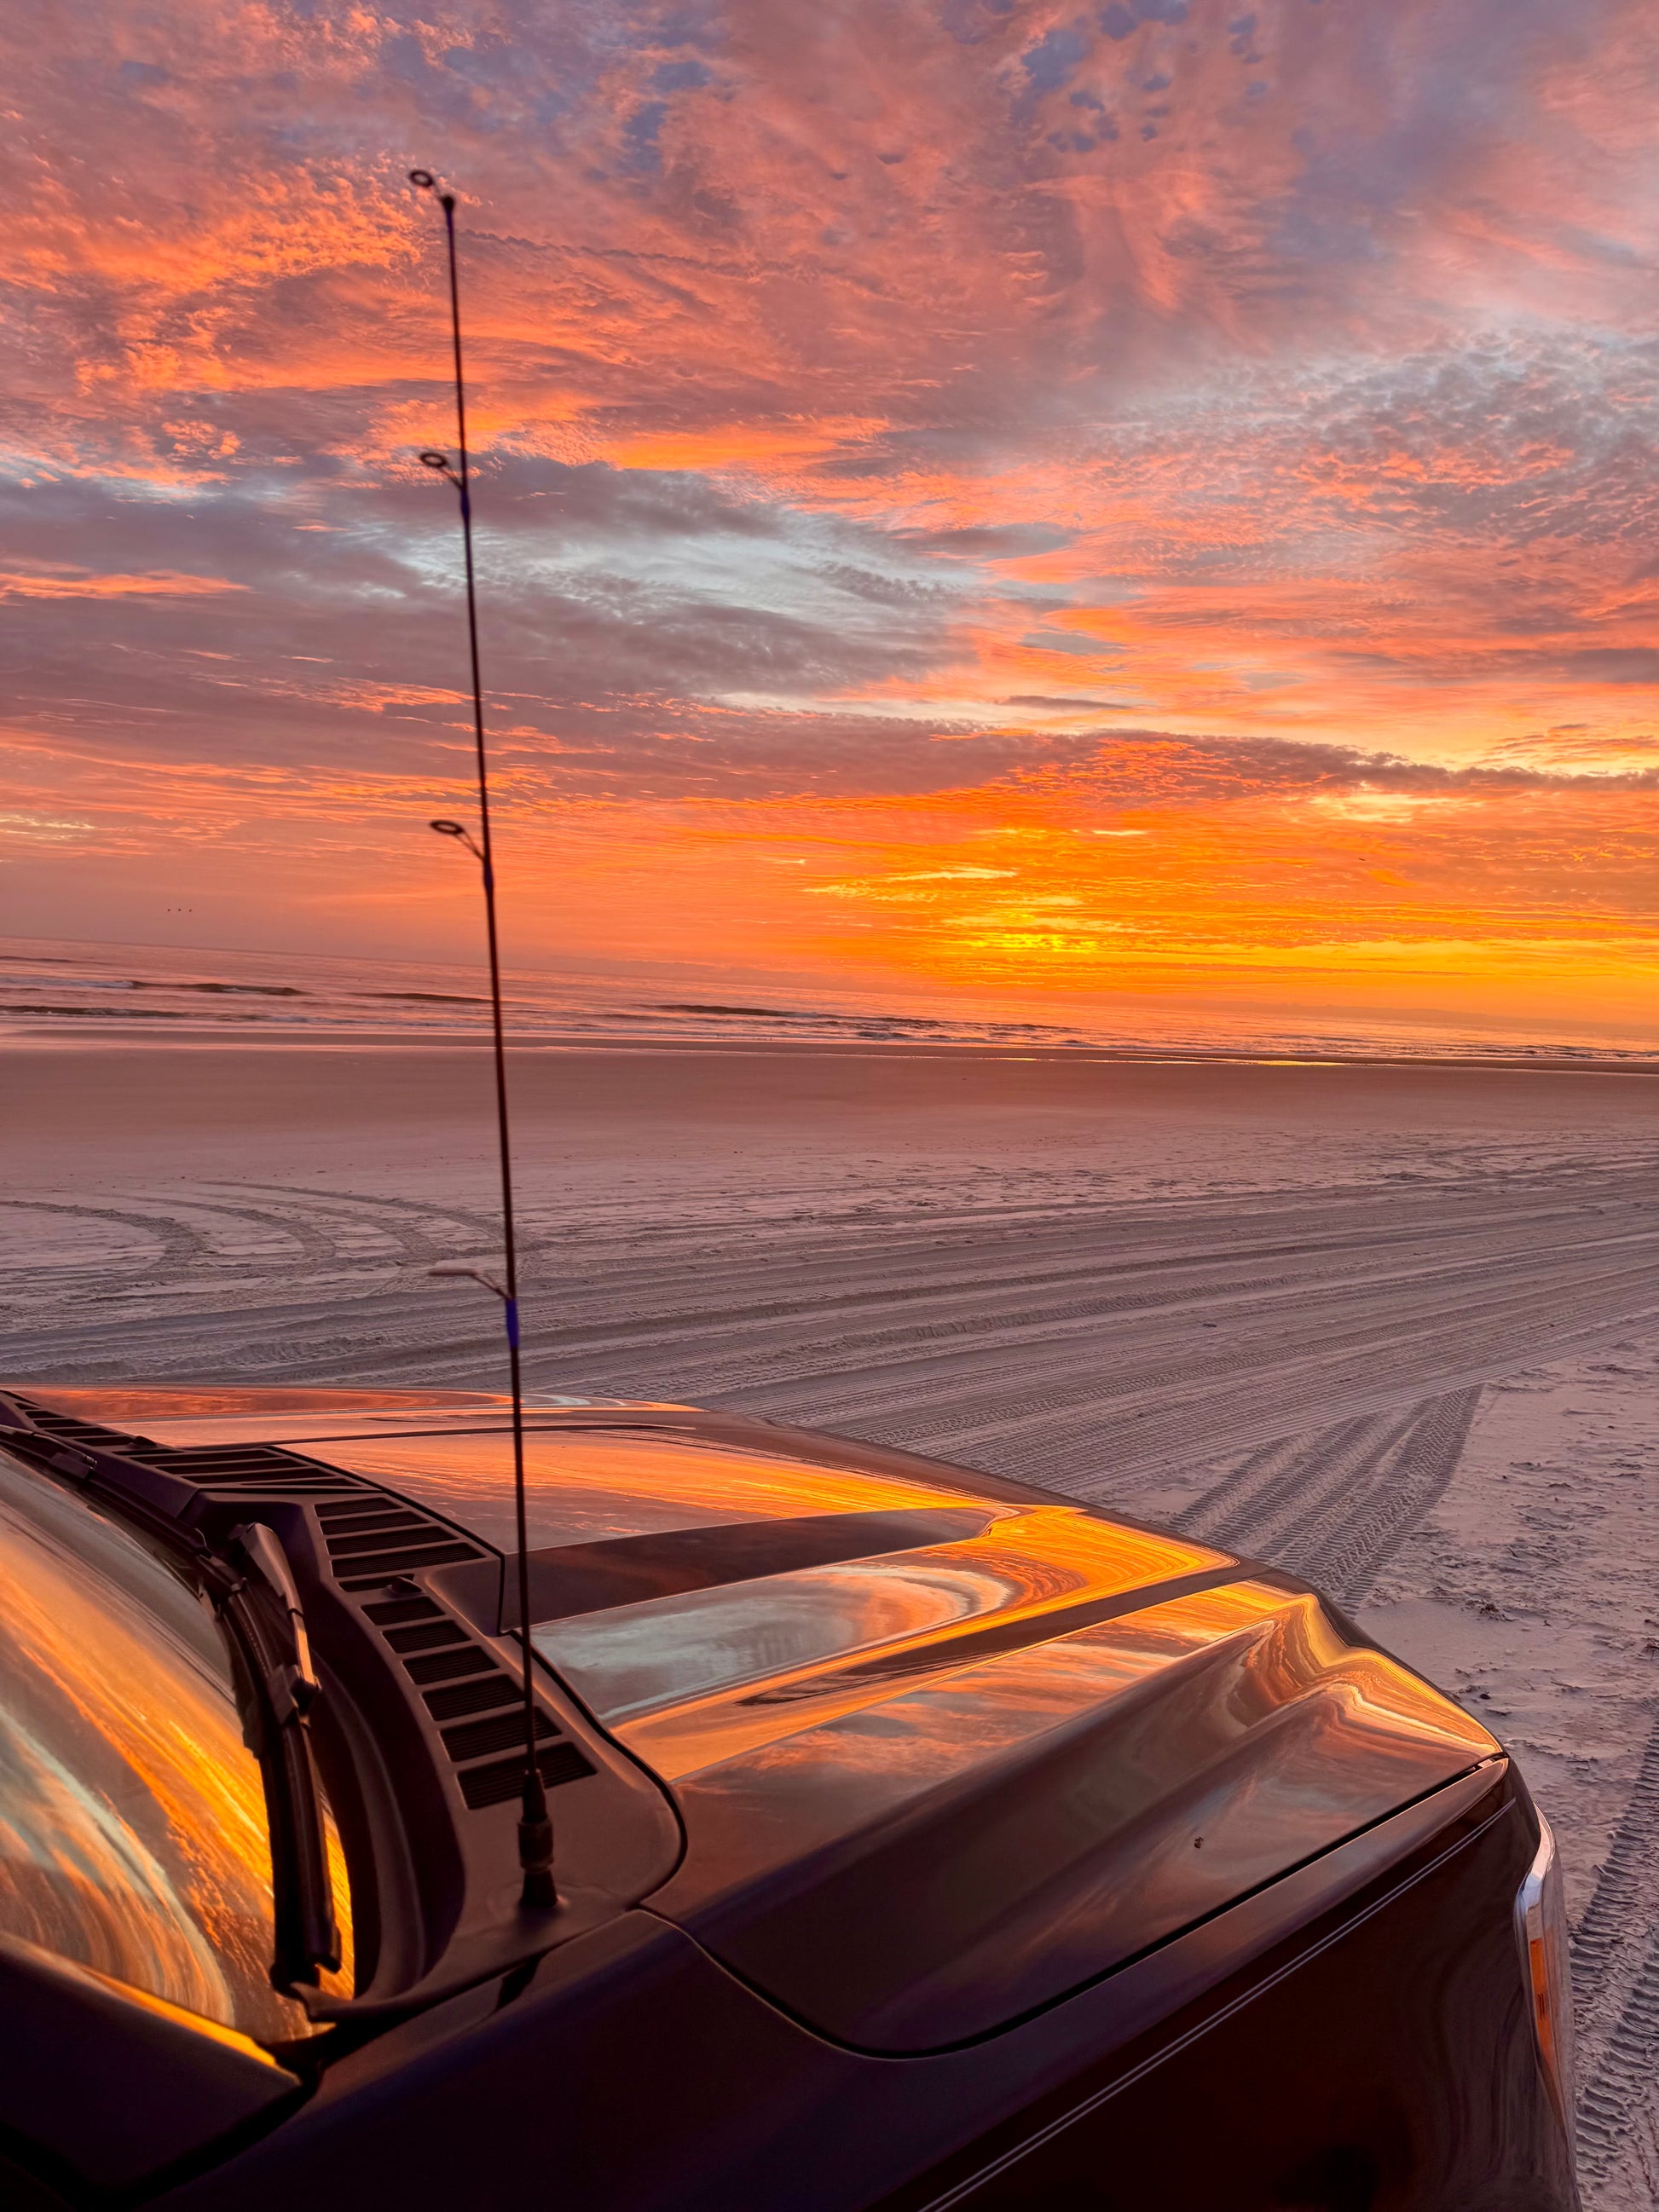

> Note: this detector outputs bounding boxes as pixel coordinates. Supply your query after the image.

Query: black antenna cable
[409,166,555,1915]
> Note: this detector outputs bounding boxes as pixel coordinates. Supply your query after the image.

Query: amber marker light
[1516,1812,1575,2125]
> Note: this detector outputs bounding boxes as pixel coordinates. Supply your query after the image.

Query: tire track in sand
[1577,1928,1659,2205]
[1571,1707,1659,2204]
[1175,1388,1483,1606]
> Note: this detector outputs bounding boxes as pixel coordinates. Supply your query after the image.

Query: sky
[5,0,1659,1042]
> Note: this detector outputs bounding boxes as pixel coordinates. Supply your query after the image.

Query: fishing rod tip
[429,816,484,862]
[408,168,456,209]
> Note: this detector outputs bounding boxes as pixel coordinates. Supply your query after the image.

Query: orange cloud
[0,569,246,599]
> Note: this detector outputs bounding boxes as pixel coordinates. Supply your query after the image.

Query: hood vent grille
[5,1395,593,1816]
[5,1402,145,1454]
[404,1646,493,1686]
[127,1438,370,1500]
[460,1741,593,1811]
[310,1496,483,1585]
[360,1591,592,1806]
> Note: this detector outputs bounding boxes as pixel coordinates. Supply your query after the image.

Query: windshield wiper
[208,1524,341,1995]
[2,1418,342,1996]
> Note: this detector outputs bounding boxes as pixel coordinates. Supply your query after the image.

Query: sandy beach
[6,1040,1659,2203]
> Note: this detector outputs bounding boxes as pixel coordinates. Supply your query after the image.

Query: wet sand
[5,1041,1659,2203]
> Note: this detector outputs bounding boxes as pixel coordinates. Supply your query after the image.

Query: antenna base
[518,1810,557,1912]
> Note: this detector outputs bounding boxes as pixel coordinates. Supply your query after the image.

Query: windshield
[0,1447,350,2042]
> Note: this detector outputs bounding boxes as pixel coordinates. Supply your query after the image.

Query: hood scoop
[432,1505,1000,1632]
[519,1501,1497,2053]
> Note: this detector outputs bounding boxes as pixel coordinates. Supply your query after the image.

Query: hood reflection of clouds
[537,1505,1229,1770]
[630,1568,1500,2047]
[330,1428,1008,1551]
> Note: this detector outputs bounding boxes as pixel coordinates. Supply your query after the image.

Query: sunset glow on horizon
[6,0,1659,1042]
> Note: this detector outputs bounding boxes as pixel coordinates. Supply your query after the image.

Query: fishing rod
[408,166,555,1915]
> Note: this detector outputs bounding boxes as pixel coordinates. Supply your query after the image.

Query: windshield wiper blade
[3,1417,342,1995]
[231,1522,322,1723]
[1,1429,98,1482]
[214,1524,341,1995]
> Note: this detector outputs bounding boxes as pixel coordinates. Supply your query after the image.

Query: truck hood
[21,1386,1500,2052]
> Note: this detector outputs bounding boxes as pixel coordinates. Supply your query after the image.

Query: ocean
[0,934,1650,1065]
